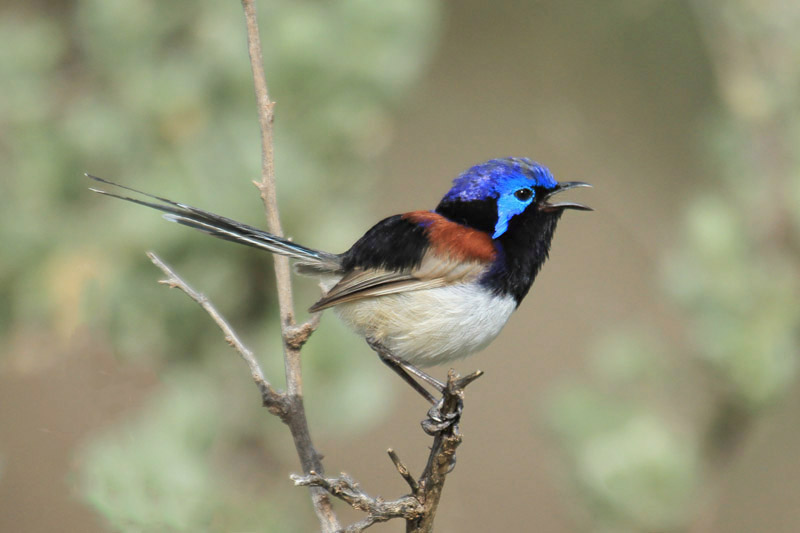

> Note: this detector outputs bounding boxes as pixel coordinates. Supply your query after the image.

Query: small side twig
[285,313,322,351]
[387,448,418,493]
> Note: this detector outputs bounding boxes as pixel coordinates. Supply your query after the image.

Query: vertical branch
[407,370,482,533]
[240,0,297,376]
[239,1,339,530]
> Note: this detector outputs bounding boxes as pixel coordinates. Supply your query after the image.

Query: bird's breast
[333,282,517,367]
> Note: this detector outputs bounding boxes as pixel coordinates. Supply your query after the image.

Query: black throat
[481,208,564,306]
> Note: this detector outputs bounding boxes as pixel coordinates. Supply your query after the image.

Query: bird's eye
[514,188,533,201]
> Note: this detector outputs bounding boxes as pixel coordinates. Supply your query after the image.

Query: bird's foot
[421,395,463,435]
[420,369,482,436]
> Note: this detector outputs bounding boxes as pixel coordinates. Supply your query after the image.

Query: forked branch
[295,370,483,533]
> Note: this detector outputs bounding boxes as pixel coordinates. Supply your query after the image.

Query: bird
[88,157,591,405]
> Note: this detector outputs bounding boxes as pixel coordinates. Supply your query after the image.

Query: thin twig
[239,1,337,530]
[387,448,418,493]
[146,251,287,415]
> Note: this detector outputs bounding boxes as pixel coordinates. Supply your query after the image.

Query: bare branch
[302,370,483,532]
[239,1,336,530]
[292,471,423,531]
[387,448,418,493]
[407,369,482,533]
[146,251,286,414]
[149,241,482,530]
[240,0,297,338]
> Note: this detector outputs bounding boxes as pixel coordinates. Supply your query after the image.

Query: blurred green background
[1,1,799,532]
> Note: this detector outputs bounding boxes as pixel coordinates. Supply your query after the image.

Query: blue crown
[443,157,557,203]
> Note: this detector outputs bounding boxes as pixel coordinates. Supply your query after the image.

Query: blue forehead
[443,157,557,202]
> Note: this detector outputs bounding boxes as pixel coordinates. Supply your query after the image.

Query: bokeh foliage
[1,0,440,530]
[547,1,800,531]
[5,1,798,531]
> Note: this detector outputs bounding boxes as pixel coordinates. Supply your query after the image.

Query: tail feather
[87,174,342,273]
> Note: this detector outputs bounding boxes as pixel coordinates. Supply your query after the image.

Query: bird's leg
[396,359,446,394]
[367,340,443,404]
[367,340,464,436]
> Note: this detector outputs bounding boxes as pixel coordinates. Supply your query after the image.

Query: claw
[421,396,463,435]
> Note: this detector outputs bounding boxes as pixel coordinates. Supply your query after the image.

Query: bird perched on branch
[89,157,590,404]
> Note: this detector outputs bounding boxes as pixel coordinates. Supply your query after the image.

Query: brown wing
[308,251,489,312]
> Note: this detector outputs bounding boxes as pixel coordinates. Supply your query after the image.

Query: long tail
[87,174,342,273]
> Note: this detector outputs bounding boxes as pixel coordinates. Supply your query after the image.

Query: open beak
[541,181,593,212]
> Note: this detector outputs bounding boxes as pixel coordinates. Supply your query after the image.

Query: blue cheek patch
[492,194,532,238]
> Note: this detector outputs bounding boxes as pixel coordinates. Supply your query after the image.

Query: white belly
[332,283,517,367]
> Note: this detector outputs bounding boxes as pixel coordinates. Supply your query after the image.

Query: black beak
[541,181,592,212]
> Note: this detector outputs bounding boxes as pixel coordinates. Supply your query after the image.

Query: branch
[292,471,423,532]
[146,252,287,416]
[239,1,338,531]
[300,370,483,532]
[408,370,483,533]
[388,448,419,493]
